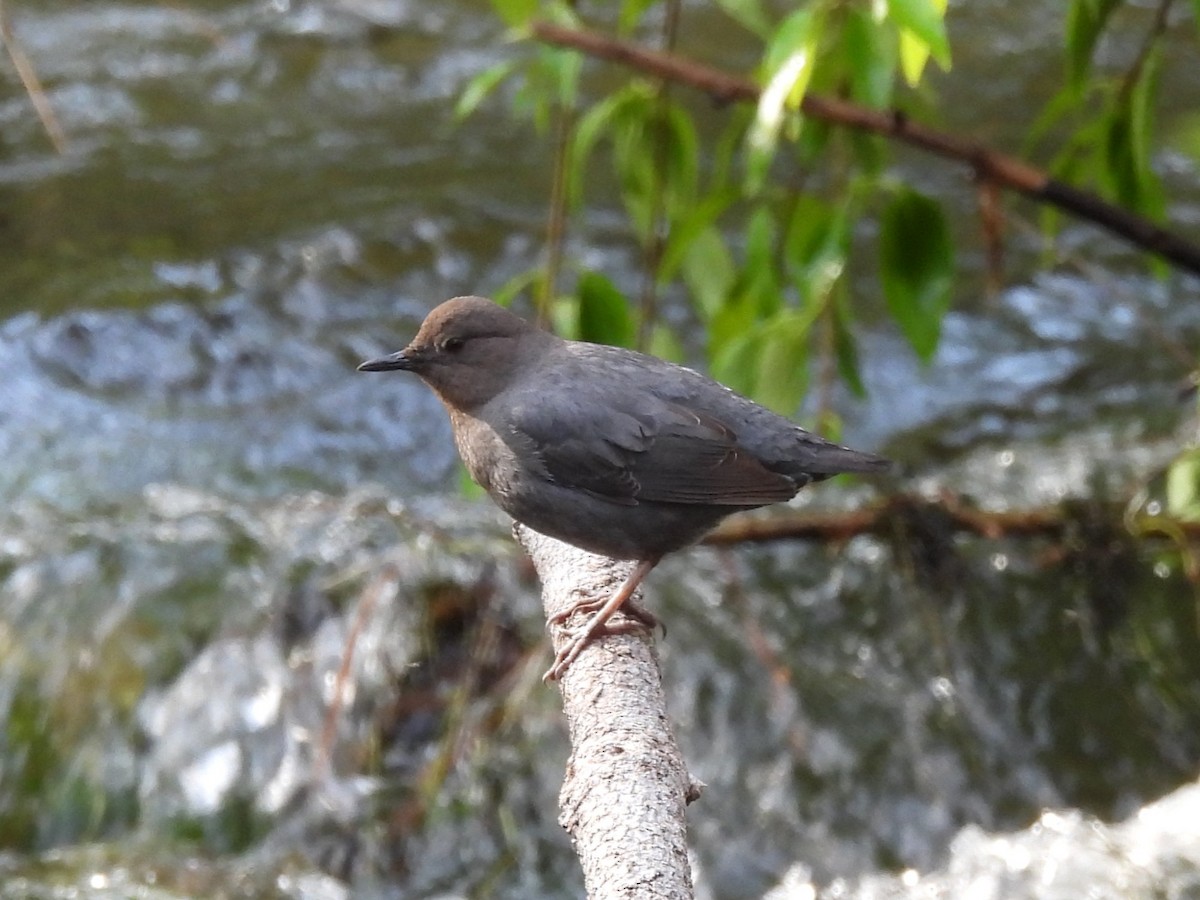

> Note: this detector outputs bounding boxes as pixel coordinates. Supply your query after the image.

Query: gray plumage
[359,296,889,678]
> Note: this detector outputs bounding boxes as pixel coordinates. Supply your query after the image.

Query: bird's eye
[442,337,465,353]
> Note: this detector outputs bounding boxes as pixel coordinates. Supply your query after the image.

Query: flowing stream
[1,1,1199,898]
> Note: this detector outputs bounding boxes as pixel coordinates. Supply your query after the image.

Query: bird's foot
[542,557,661,683]
[542,601,659,682]
[546,595,606,628]
[546,596,658,631]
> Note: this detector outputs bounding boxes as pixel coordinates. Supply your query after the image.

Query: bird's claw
[542,602,658,682]
[541,557,662,682]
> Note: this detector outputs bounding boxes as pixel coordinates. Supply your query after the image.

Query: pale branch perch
[514,523,700,900]
[530,20,1200,278]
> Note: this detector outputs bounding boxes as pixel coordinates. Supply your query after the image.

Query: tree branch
[513,524,699,900]
[701,493,1200,546]
[530,20,1200,277]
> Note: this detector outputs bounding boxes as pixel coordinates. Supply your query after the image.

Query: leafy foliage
[1032,0,1172,239]
[1065,0,1124,91]
[879,188,953,363]
[889,0,951,85]
[1167,448,1200,522]
[459,0,1183,419]
[577,271,636,346]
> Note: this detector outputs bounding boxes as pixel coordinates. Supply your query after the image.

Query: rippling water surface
[1,0,1199,897]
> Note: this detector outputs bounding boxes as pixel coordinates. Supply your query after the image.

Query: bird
[358,296,890,681]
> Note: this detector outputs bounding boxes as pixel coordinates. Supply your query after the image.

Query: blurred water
[0,0,1199,897]
[763,786,1200,899]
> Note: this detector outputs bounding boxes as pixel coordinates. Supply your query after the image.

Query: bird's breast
[446,408,503,492]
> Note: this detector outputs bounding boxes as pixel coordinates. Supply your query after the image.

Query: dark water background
[1,0,1200,897]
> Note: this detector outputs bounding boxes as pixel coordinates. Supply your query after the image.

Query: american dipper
[359,296,889,680]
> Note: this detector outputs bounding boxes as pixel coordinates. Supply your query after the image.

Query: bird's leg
[544,556,660,682]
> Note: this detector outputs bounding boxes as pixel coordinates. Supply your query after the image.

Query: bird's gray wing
[505,393,798,507]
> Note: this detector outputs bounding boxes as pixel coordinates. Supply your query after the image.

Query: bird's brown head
[358,296,548,410]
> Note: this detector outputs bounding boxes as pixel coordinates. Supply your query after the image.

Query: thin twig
[635,0,682,352]
[0,0,67,154]
[1116,0,1175,104]
[538,102,575,329]
[314,564,398,781]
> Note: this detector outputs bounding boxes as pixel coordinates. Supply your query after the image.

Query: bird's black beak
[357,350,414,372]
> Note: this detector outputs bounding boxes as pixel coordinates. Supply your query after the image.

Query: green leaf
[709,275,774,364]
[568,89,632,206]
[648,324,685,364]
[1039,135,1095,253]
[492,268,540,309]
[793,116,831,166]
[1022,83,1085,158]
[573,85,703,243]
[712,106,755,190]
[613,104,658,239]
[744,205,775,268]
[455,60,516,120]
[510,71,548,132]
[659,188,738,286]
[747,9,819,193]
[1065,0,1123,92]
[1103,109,1140,210]
[1103,45,1164,215]
[710,324,762,398]
[659,101,701,215]
[785,194,850,302]
[550,46,582,108]
[713,0,772,38]
[898,31,931,87]
[843,7,895,108]
[740,259,782,323]
[512,46,580,131]
[574,90,699,238]
[681,227,736,321]
[879,188,954,362]
[1167,449,1200,521]
[577,271,636,347]
[832,292,867,398]
[762,8,817,77]
[1192,0,1200,38]
[542,0,583,28]
[488,0,536,28]
[755,310,812,414]
[1171,111,1200,164]
[849,130,887,175]
[711,309,813,413]
[1128,45,1163,216]
[888,0,951,84]
[742,205,779,312]
[619,0,659,34]
[550,296,578,338]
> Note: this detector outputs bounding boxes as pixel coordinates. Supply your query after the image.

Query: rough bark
[514,524,700,900]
